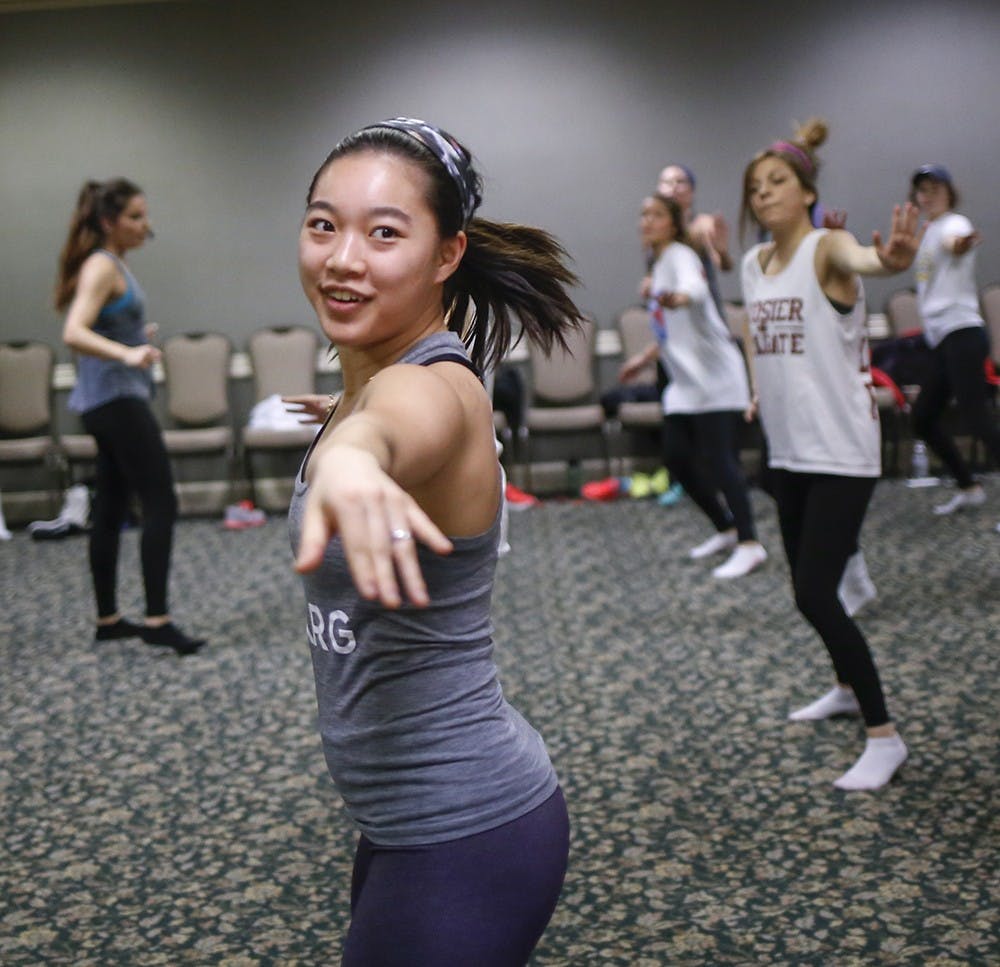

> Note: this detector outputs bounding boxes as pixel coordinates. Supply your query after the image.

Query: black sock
[140,622,206,655]
[95,618,145,641]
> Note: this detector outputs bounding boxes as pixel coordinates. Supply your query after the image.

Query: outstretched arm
[821,202,923,279]
[946,230,981,256]
[294,365,460,607]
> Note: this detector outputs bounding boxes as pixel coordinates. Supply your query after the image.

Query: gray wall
[2,0,1000,356]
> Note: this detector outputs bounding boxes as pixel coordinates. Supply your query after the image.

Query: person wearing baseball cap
[908,164,998,516]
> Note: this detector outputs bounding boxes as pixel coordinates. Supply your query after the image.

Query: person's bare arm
[294,365,467,606]
[62,254,159,368]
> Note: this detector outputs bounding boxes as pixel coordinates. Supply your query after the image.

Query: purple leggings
[342,787,569,967]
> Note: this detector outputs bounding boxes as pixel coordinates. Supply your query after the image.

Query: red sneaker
[223,500,267,529]
[580,477,622,502]
[505,482,540,509]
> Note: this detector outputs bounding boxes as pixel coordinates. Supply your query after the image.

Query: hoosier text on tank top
[741,230,880,477]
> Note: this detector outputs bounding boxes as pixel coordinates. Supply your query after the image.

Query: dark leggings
[81,397,177,618]
[662,411,757,542]
[343,787,569,967]
[912,326,1000,488]
[772,470,888,727]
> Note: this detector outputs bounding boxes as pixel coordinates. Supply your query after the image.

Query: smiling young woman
[288,119,583,966]
[622,193,765,579]
[739,119,922,791]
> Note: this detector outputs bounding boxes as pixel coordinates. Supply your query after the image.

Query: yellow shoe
[649,467,670,495]
[629,472,652,499]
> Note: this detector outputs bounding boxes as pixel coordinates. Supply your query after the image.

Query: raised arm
[820,202,923,280]
[294,364,466,606]
[62,254,159,368]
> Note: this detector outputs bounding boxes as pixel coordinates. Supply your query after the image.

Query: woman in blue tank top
[290,120,581,966]
[57,178,204,654]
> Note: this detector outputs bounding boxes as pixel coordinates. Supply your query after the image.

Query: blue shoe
[657,483,684,507]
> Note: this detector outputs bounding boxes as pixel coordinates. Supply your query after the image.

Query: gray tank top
[68,250,153,414]
[288,331,557,846]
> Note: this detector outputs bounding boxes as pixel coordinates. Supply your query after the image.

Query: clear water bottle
[911,440,930,479]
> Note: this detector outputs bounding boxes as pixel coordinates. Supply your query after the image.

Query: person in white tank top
[739,119,922,791]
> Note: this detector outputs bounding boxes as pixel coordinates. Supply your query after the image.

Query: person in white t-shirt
[908,164,999,516]
[740,119,922,791]
[621,194,766,579]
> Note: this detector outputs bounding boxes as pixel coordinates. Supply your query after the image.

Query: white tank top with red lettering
[741,229,880,477]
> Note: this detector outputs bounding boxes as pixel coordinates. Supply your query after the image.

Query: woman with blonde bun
[739,120,922,790]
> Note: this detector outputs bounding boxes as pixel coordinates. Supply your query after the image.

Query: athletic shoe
[657,483,685,507]
[712,542,767,579]
[223,500,267,529]
[689,530,737,560]
[648,467,670,496]
[933,486,986,515]
[629,473,653,499]
[505,483,539,510]
[580,477,623,501]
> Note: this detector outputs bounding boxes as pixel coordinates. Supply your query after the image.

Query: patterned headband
[363,117,482,226]
[769,140,816,177]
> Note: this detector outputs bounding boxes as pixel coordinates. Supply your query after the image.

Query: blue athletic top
[288,331,558,846]
[68,250,153,414]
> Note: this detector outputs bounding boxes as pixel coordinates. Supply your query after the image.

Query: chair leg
[243,448,257,507]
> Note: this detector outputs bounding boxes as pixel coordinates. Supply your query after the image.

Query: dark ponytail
[54,177,142,310]
[444,218,583,374]
[309,123,585,374]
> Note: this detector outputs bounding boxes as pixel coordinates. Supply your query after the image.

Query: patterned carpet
[2,480,998,966]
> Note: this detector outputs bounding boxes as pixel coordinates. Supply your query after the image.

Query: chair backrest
[527,316,597,403]
[615,306,656,385]
[0,341,53,435]
[163,332,231,426]
[885,288,922,335]
[248,326,319,401]
[980,284,1000,363]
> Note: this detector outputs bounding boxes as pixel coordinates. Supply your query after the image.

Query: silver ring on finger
[390,528,412,544]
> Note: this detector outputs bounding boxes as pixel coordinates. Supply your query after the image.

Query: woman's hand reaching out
[284,393,338,425]
[873,202,924,272]
[295,445,453,608]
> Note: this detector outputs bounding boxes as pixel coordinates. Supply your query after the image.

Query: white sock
[689,529,737,560]
[712,542,767,580]
[834,735,908,791]
[788,686,860,721]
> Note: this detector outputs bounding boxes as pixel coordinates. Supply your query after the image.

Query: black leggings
[911,326,1000,488]
[343,788,569,967]
[771,470,889,727]
[662,411,757,542]
[81,397,177,618]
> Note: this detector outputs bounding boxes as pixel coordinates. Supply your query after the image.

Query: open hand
[873,202,924,272]
[295,445,453,607]
[284,393,337,425]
